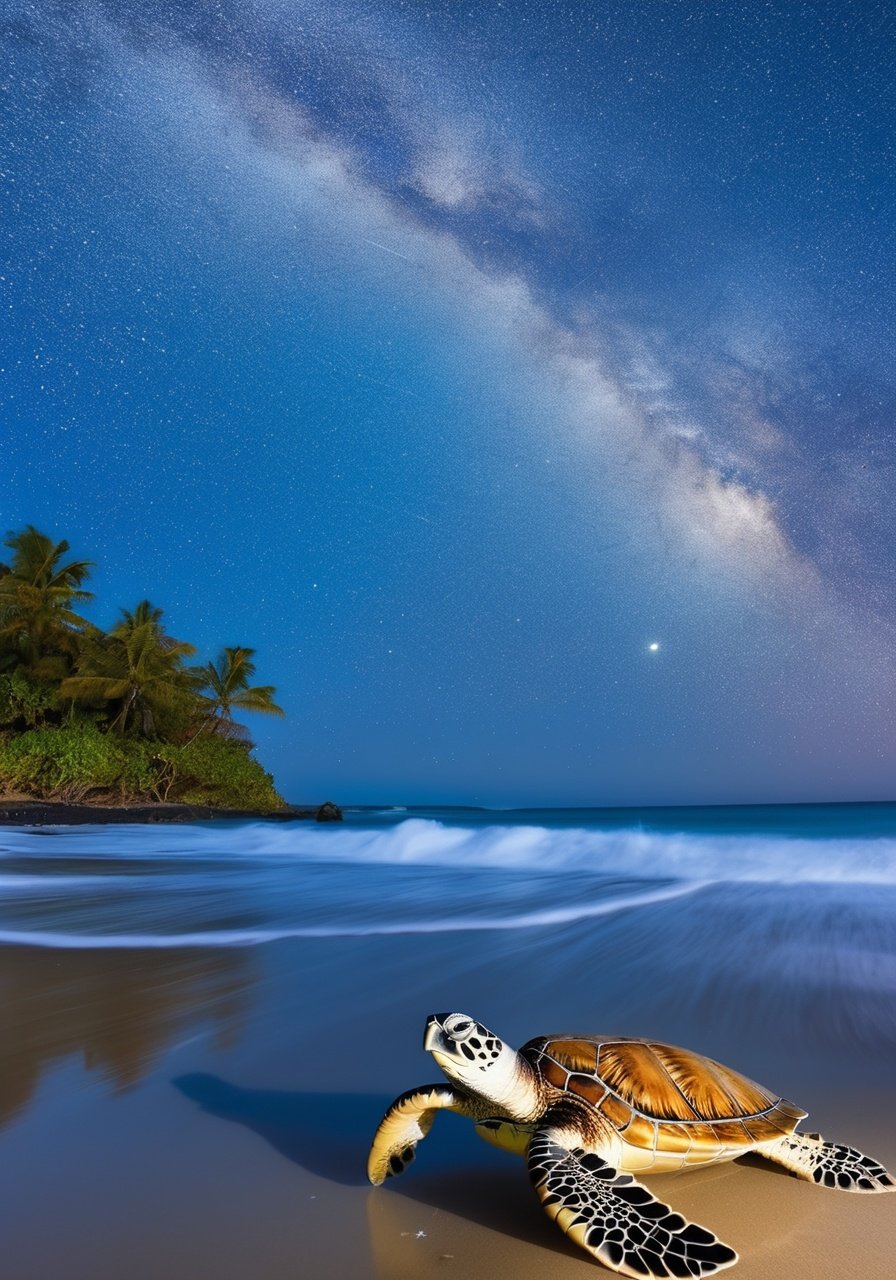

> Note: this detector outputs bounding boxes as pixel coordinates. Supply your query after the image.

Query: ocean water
[2,803,896,938]
[2,804,895,1067]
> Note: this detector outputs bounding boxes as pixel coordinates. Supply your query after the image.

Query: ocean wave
[4,816,896,885]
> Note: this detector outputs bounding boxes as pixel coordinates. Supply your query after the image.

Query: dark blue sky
[2,0,894,804]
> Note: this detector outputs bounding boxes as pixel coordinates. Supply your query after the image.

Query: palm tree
[118,600,165,631]
[191,647,284,738]
[0,526,93,677]
[60,601,196,737]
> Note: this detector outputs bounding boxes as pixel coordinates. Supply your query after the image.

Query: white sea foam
[0,880,707,948]
[3,816,895,885]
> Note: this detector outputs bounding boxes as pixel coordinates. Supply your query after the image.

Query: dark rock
[315,801,343,823]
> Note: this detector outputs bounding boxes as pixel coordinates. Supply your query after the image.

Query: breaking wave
[1,811,895,950]
[3,814,896,882]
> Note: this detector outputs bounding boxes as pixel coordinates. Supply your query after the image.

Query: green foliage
[0,724,285,810]
[61,602,197,738]
[152,738,285,811]
[0,526,93,677]
[0,722,130,802]
[0,671,59,729]
[191,647,285,734]
[0,525,289,810]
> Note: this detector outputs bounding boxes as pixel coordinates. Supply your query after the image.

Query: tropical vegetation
[0,526,286,810]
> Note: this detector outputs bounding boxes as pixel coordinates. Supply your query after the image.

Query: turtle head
[424,1012,538,1115]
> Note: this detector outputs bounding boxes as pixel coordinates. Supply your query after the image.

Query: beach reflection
[0,946,253,1130]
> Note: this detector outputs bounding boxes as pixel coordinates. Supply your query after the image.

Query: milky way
[2,1,893,803]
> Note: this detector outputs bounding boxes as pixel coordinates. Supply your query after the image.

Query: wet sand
[0,930,893,1280]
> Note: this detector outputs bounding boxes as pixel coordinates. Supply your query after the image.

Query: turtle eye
[444,1016,474,1042]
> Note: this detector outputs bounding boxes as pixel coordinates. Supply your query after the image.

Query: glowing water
[2,808,896,945]
[1,804,895,1085]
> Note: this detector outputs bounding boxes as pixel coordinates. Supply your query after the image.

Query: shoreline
[0,800,340,826]
[0,817,893,1278]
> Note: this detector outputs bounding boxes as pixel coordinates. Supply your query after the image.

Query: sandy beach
[1,810,894,1279]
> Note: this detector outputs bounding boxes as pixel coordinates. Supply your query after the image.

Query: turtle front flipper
[368,1085,470,1185]
[527,1118,738,1278]
[758,1132,894,1192]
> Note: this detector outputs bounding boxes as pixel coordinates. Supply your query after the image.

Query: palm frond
[60,675,132,702]
[231,687,285,716]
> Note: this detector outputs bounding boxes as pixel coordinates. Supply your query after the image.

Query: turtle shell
[522,1035,806,1156]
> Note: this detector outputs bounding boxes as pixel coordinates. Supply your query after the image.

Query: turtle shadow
[735,1150,795,1180]
[172,1073,381,1186]
[171,1073,577,1255]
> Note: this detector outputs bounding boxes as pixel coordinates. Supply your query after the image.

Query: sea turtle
[368,1012,894,1278]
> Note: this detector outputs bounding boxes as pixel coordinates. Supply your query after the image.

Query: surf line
[0,881,709,949]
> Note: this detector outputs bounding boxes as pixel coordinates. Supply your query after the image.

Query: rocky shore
[0,800,343,825]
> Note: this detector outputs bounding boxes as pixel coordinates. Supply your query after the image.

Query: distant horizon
[302,796,896,813]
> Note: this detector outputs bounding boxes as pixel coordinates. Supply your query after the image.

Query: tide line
[0,881,707,948]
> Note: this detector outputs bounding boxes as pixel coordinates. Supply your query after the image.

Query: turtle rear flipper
[367,1085,469,1185]
[528,1120,738,1278]
[759,1133,895,1192]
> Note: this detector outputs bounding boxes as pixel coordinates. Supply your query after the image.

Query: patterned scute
[596,1042,702,1121]
[648,1043,777,1120]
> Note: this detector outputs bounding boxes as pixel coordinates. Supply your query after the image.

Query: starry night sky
[2,1,894,805]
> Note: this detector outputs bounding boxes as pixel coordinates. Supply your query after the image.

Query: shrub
[0,722,286,810]
[0,721,128,802]
[152,737,285,811]
[0,671,59,730]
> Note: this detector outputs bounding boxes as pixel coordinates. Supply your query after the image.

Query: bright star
[648,642,660,652]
